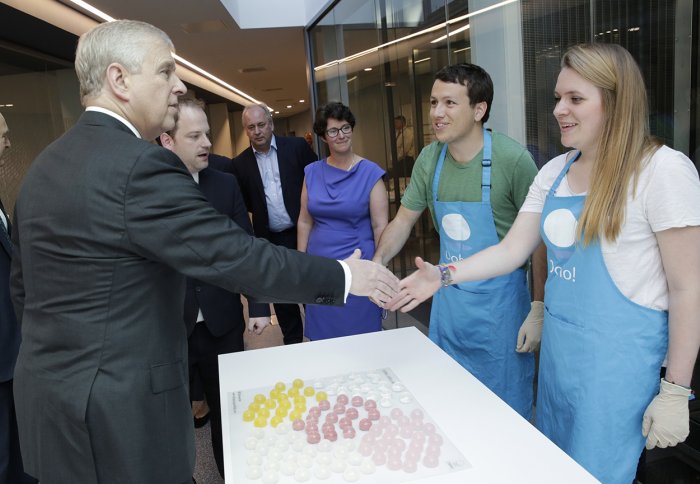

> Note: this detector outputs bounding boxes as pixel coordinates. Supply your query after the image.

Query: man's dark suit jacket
[183,166,268,338]
[0,210,18,384]
[10,111,344,484]
[231,136,317,239]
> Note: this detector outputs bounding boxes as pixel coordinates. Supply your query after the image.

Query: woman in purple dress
[298,102,389,340]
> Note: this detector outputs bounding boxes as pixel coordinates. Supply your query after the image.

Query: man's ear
[105,63,130,102]
[160,132,174,149]
[474,101,487,122]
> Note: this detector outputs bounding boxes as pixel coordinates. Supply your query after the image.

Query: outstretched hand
[344,249,399,307]
[386,257,441,312]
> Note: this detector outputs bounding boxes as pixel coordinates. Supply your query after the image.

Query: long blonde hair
[562,44,661,245]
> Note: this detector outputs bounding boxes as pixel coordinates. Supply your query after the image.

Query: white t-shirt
[520,146,700,310]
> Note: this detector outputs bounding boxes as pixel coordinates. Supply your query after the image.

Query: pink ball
[319,399,331,411]
[336,394,349,405]
[351,396,363,407]
[425,444,441,459]
[423,454,439,468]
[305,422,318,433]
[292,419,305,431]
[345,408,359,420]
[359,418,372,431]
[343,427,356,439]
[399,426,414,439]
[387,456,403,471]
[367,409,380,421]
[322,422,335,433]
[422,422,436,435]
[379,416,391,426]
[323,431,338,442]
[333,403,346,414]
[405,448,421,462]
[325,412,338,424]
[372,452,387,466]
[390,408,403,420]
[388,438,406,452]
[339,417,353,428]
[308,407,321,418]
[364,399,377,410]
[428,433,443,446]
[403,460,418,473]
[410,409,424,420]
[307,432,321,444]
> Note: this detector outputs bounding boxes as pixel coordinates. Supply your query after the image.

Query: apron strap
[548,150,581,196]
[481,129,492,203]
[432,129,493,203]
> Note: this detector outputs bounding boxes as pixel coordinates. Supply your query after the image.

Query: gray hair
[75,20,174,104]
[241,103,273,125]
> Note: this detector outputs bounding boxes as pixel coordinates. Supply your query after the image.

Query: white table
[219,327,598,483]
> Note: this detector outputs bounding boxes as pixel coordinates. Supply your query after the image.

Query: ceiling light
[454,47,471,53]
[275,111,280,114]
[431,24,470,44]
[299,99,305,103]
[414,57,431,64]
[347,76,358,83]
[364,68,372,71]
[286,105,292,108]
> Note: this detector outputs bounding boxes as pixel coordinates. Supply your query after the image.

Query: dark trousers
[267,228,304,344]
[188,323,244,479]
[1,379,37,484]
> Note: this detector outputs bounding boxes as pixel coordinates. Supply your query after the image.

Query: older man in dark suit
[160,97,269,479]
[231,103,318,344]
[0,113,35,484]
[10,20,397,484]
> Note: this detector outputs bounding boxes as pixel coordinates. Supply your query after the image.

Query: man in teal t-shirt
[374,64,546,418]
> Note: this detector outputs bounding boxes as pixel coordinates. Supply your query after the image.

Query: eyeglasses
[325,124,352,138]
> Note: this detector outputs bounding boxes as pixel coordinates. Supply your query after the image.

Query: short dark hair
[434,63,493,123]
[394,115,406,124]
[313,102,356,137]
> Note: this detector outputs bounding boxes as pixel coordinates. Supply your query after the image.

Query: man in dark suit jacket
[231,103,318,344]
[160,98,269,478]
[10,20,397,484]
[0,113,35,484]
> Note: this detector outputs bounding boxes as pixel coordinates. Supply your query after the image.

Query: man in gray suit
[10,20,397,484]
[0,112,36,484]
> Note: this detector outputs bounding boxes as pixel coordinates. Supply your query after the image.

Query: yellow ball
[254,416,267,428]
[269,389,281,400]
[274,381,286,392]
[275,407,288,417]
[303,387,315,397]
[242,410,255,422]
[258,408,270,418]
[289,410,302,421]
[264,399,276,409]
[315,391,328,402]
[270,416,283,427]
[248,402,260,412]
[287,387,299,397]
[292,378,304,389]
[254,393,266,404]
[278,399,291,409]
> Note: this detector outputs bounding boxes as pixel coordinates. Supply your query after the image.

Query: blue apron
[537,153,668,484]
[428,130,534,418]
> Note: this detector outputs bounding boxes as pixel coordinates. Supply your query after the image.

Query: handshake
[344,251,440,313]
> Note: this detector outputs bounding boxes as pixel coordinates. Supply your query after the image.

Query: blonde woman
[388,43,700,484]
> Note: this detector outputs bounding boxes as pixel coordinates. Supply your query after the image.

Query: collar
[85,106,142,138]
[252,135,277,156]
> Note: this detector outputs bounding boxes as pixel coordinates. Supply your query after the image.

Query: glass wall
[307,0,699,326]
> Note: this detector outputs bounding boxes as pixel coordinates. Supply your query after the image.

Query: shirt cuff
[338,260,351,303]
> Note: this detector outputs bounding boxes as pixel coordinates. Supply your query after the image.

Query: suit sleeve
[124,145,345,306]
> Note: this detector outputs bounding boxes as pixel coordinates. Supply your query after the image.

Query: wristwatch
[438,264,454,287]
